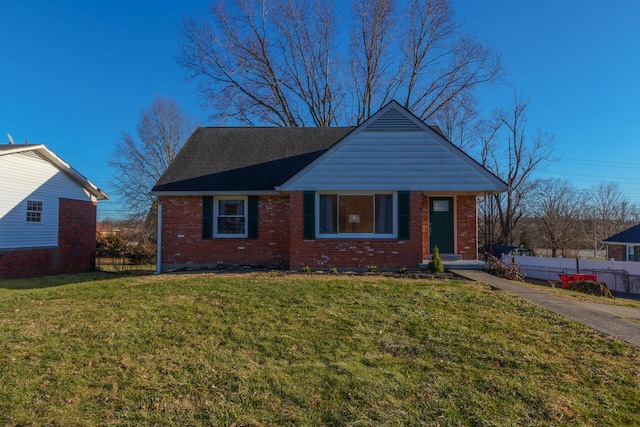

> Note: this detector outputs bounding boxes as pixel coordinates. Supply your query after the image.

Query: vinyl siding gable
[0,151,94,249]
[279,104,506,192]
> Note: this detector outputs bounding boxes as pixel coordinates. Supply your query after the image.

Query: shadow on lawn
[0,270,155,290]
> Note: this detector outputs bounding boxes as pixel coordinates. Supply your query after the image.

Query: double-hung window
[214,196,247,237]
[318,192,395,237]
[26,200,43,223]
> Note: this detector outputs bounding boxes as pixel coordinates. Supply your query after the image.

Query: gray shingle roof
[603,224,640,245]
[152,127,354,193]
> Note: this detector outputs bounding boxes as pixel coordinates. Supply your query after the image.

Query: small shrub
[300,266,311,273]
[96,233,126,257]
[398,267,408,275]
[428,247,444,273]
[566,280,613,298]
[127,239,157,265]
[329,267,338,274]
[367,265,378,273]
[484,253,525,281]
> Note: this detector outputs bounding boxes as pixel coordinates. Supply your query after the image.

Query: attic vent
[366,108,423,131]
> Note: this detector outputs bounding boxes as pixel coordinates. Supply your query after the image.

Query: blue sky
[2,0,639,219]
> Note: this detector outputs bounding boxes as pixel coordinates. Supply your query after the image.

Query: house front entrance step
[425,253,462,261]
[420,259,486,270]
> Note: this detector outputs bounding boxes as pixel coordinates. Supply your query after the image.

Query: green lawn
[1,272,638,426]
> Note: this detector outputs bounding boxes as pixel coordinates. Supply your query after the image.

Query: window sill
[317,234,397,239]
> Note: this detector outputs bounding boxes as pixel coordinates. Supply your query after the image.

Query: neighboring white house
[0,143,108,278]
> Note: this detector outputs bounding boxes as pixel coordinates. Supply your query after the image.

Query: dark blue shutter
[247,196,259,239]
[303,191,315,240]
[398,191,410,240]
[202,196,213,239]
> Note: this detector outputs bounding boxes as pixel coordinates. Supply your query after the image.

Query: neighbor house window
[214,197,247,237]
[627,245,638,262]
[26,200,42,223]
[318,193,394,237]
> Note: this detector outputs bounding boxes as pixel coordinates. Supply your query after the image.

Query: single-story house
[151,101,508,272]
[603,224,640,261]
[0,143,109,278]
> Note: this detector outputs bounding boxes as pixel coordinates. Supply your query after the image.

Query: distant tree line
[481,181,638,258]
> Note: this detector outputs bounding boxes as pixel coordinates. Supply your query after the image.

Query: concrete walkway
[452,270,640,348]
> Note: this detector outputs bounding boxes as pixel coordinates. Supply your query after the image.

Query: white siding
[281,128,506,191]
[0,151,93,249]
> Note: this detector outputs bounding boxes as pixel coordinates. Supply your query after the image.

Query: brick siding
[0,198,97,279]
[455,195,478,260]
[159,191,479,271]
[289,191,423,270]
[607,244,624,261]
[159,195,290,269]
[421,195,478,261]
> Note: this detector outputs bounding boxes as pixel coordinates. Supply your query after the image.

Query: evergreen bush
[428,247,445,273]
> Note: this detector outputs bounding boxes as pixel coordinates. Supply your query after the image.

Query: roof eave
[603,240,639,246]
[151,190,281,197]
[2,144,109,200]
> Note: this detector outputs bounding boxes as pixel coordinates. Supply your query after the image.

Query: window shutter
[303,191,315,240]
[202,196,213,239]
[398,191,410,240]
[247,196,259,239]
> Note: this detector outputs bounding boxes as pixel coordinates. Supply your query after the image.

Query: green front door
[429,197,454,254]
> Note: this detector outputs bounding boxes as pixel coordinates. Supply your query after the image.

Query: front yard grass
[1,272,639,425]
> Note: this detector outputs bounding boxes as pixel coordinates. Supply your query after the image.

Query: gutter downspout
[155,200,162,275]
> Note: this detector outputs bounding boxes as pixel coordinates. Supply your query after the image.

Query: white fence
[501,255,640,295]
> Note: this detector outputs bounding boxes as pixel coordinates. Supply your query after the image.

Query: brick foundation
[0,198,97,279]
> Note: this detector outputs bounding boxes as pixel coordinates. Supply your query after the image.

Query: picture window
[319,193,394,237]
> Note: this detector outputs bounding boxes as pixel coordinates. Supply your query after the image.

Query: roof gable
[278,101,508,192]
[603,224,640,245]
[0,144,108,200]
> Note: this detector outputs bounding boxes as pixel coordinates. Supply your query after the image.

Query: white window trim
[214,196,248,238]
[26,200,43,224]
[316,191,397,238]
[627,245,636,261]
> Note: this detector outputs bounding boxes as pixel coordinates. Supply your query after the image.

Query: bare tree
[179,0,341,126]
[350,0,398,123]
[432,92,481,151]
[476,114,503,251]
[110,97,196,221]
[483,92,554,245]
[584,182,638,257]
[177,0,503,126]
[276,0,343,126]
[530,179,585,257]
[398,0,502,121]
